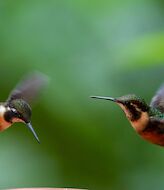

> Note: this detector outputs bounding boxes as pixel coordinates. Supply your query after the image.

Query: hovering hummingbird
[91,85,164,147]
[0,72,48,143]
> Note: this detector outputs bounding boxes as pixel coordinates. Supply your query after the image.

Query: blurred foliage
[0,0,164,190]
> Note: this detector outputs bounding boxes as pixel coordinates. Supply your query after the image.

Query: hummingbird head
[91,94,150,132]
[4,99,40,143]
[114,94,149,120]
[9,99,32,123]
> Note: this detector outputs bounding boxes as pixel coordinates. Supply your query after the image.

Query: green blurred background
[0,0,164,189]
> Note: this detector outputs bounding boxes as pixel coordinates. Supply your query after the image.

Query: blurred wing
[7,71,49,104]
[150,84,164,112]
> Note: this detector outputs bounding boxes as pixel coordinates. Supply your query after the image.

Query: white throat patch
[0,106,11,131]
[0,106,7,116]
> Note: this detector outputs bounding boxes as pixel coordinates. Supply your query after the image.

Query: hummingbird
[0,72,48,143]
[91,84,164,147]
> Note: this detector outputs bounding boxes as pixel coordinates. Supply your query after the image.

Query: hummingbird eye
[130,102,136,107]
[125,101,130,106]
[10,108,21,118]
[11,108,17,114]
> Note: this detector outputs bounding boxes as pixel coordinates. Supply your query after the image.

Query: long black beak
[26,123,40,143]
[90,96,116,102]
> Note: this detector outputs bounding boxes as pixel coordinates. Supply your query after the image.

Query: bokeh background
[0,0,164,189]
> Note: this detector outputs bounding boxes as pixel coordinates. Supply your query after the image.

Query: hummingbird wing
[150,84,164,113]
[149,117,164,133]
[7,71,49,104]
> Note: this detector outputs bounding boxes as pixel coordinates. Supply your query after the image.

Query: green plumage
[9,99,32,123]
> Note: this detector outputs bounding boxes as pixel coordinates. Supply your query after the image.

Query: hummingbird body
[0,72,48,143]
[91,84,164,147]
[140,118,164,146]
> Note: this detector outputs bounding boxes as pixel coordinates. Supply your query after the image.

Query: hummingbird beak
[26,122,40,143]
[90,96,117,102]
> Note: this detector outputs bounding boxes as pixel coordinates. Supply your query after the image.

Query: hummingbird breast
[0,116,11,131]
[140,130,164,146]
[139,118,164,146]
